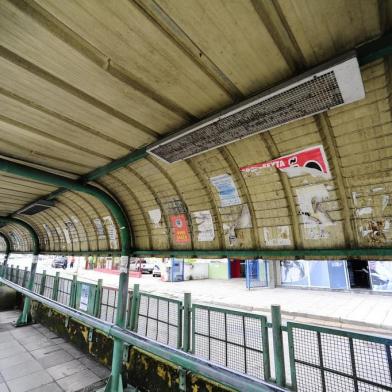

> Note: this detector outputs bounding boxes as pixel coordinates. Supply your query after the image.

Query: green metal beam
[132,247,392,258]
[0,158,132,253]
[0,232,11,254]
[0,217,40,325]
[0,232,11,279]
[0,158,131,391]
[14,247,392,259]
[83,147,148,182]
[0,217,39,255]
[357,31,392,66]
[40,32,390,188]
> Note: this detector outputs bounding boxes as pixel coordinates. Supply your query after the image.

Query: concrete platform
[0,310,110,392]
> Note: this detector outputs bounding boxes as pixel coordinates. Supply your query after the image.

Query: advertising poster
[280,260,309,286]
[80,284,89,311]
[170,214,191,243]
[240,145,331,179]
[369,261,392,291]
[210,174,241,207]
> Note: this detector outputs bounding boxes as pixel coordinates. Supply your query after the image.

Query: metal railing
[2,268,391,392]
[134,292,182,349]
[287,322,392,391]
[100,286,119,323]
[0,276,283,392]
[192,303,270,381]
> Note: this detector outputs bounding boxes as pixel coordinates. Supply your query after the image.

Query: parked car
[141,261,155,274]
[51,256,67,268]
[152,265,161,277]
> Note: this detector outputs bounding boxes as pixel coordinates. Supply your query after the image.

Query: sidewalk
[59,268,392,336]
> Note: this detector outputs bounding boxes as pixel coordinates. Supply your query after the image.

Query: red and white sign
[240,145,330,179]
[170,214,191,244]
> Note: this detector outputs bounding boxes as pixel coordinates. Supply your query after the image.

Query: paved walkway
[0,310,109,392]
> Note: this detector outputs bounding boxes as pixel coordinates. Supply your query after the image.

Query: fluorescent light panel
[148,53,365,163]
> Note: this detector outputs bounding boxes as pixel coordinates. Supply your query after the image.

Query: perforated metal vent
[148,54,364,163]
[19,200,54,215]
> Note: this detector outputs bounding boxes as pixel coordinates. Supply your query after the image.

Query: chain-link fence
[287,322,392,392]
[134,292,182,349]
[192,303,270,381]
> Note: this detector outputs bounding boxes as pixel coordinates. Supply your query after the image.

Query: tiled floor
[0,310,110,392]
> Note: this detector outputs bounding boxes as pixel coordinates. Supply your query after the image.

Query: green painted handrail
[0,277,286,392]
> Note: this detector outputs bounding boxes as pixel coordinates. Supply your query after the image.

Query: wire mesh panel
[33,273,42,293]
[135,293,182,349]
[100,287,119,323]
[192,304,270,380]
[43,274,55,298]
[287,322,392,392]
[57,277,72,306]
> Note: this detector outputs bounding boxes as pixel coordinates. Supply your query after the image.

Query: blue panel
[309,260,330,288]
[328,260,348,289]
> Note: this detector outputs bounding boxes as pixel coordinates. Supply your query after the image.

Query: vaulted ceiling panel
[0,0,390,257]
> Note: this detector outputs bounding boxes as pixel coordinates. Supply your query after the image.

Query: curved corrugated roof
[0,0,391,258]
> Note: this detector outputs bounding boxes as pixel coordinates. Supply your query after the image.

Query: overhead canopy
[0,0,392,258]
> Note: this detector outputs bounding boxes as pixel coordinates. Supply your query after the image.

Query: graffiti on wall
[240,145,331,179]
[103,216,118,249]
[193,210,214,242]
[221,203,252,246]
[296,184,335,240]
[263,225,291,246]
[148,209,162,227]
[352,187,392,245]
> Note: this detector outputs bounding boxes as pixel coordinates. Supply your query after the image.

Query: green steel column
[40,270,47,296]
[271,305,286,387]
[0,233,10,278]
[22,267,28,288]
[69,275,78,308]
[183,293,191,352]
[94,278,103,318]
[52,272,60,301]
[0,218,40,327]
[129,283,140,332]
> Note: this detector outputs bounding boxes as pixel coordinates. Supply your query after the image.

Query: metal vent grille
[148,55,364,163]
[19,200,54,215]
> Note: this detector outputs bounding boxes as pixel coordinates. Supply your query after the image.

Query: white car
[152,265,161,277]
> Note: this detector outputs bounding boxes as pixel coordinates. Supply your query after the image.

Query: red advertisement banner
[240,145,330,179]
[170,214,191,243]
